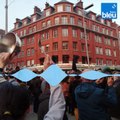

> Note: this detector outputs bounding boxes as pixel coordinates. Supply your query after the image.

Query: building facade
[10,0,120,69]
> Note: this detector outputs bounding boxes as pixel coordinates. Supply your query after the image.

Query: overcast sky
[0,0,119,31]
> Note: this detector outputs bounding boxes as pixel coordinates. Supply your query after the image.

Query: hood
[75,82,95,98]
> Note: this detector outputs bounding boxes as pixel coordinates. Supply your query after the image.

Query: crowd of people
[0,52,120,120]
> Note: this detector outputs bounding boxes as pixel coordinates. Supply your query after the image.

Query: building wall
[9,1,120,69]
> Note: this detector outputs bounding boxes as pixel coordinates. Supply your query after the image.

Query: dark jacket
[109,79,120,119]
[75,82,117,120]
[37,89,50,120]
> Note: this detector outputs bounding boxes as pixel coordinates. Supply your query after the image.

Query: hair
[0,82,31,120]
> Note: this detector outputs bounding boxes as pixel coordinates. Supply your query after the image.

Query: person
[0,51,65,120]
[108,73,120,120]
[38,81,50,120]
[0,82,31,120]
[75,69,117,120]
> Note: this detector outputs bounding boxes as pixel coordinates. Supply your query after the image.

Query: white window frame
[57,5,63,12]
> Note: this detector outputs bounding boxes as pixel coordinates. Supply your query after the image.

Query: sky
[0,0,120,31]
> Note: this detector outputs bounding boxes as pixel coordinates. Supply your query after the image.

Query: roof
[55,0,73,5]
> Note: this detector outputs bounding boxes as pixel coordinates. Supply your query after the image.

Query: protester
[75,69,117,120]
[38,81,50,120]
[109,73,120,120]
[0,82,31,120]
[0,50,65,120]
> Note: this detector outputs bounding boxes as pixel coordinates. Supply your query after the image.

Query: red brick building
[10,0,120,69]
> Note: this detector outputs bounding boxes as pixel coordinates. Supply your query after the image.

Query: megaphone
[0,32,22,55]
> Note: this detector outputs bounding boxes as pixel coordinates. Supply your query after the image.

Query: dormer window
[92,15,95,20]
[57,5,63,12]
[101,19,104,24]
[33,16,36,22]
[78,9,82,16]
[23,21,27,26]
[65,5,71,12]
[16,24,19,29]
[46,9,50,17]
[107,21,110,26]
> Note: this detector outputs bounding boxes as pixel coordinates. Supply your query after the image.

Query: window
[96,59,99,65]
[73,42,77,51]
[42,22,46,28]
[100,48,103,55]
[47,20,51,27]
[23,29,26,36]
[113,50,117,57]
[81,32,84,39]
[95,35,102,43]
[101,19,104,24]
[33,26,36,32]
[78,9,82,15]
[46,32,49,39]
[21,39,25,46]
[46,9,50,16]
[78,19,82,26]
[27,60,30,66]
[53,42,58,51]
[113,40,116,47]
[110,30,113,36]
[62,55,69,63]
[31,48,34,55]
[105,49,111,56]
[95,47,99,54]
[53,29,58,38]
[62,41,68,50]
[55,17,59,25]
[72,29,77,37]
[61,16,68,24]
[45,44,50,52]
[33,16,36,22]
[52,55,58,63]
[81,43,85,51]
[96,26,99,32]
[106,29,108,35]
[23,21,27,26]
[62,28,68,37]
[31,37,34,43]
[92,24,96,31]
[104,38,111,45]
[92,15,95,20]
[102,28,105,34]
[31,60,34,65]
[65,5,71,12]
[57,5,63,12]
[41,33,45,40]
[80,32,89,39]
[27,38,31,44]
[27,49,30,56]
[107,21,110,26]
[29,28,32,34]
[70,17,74,25]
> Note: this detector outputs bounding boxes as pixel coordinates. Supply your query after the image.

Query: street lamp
[5,0,8,33]
[83,3,94,68]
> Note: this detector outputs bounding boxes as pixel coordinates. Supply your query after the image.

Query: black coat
[37,89,50,120]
